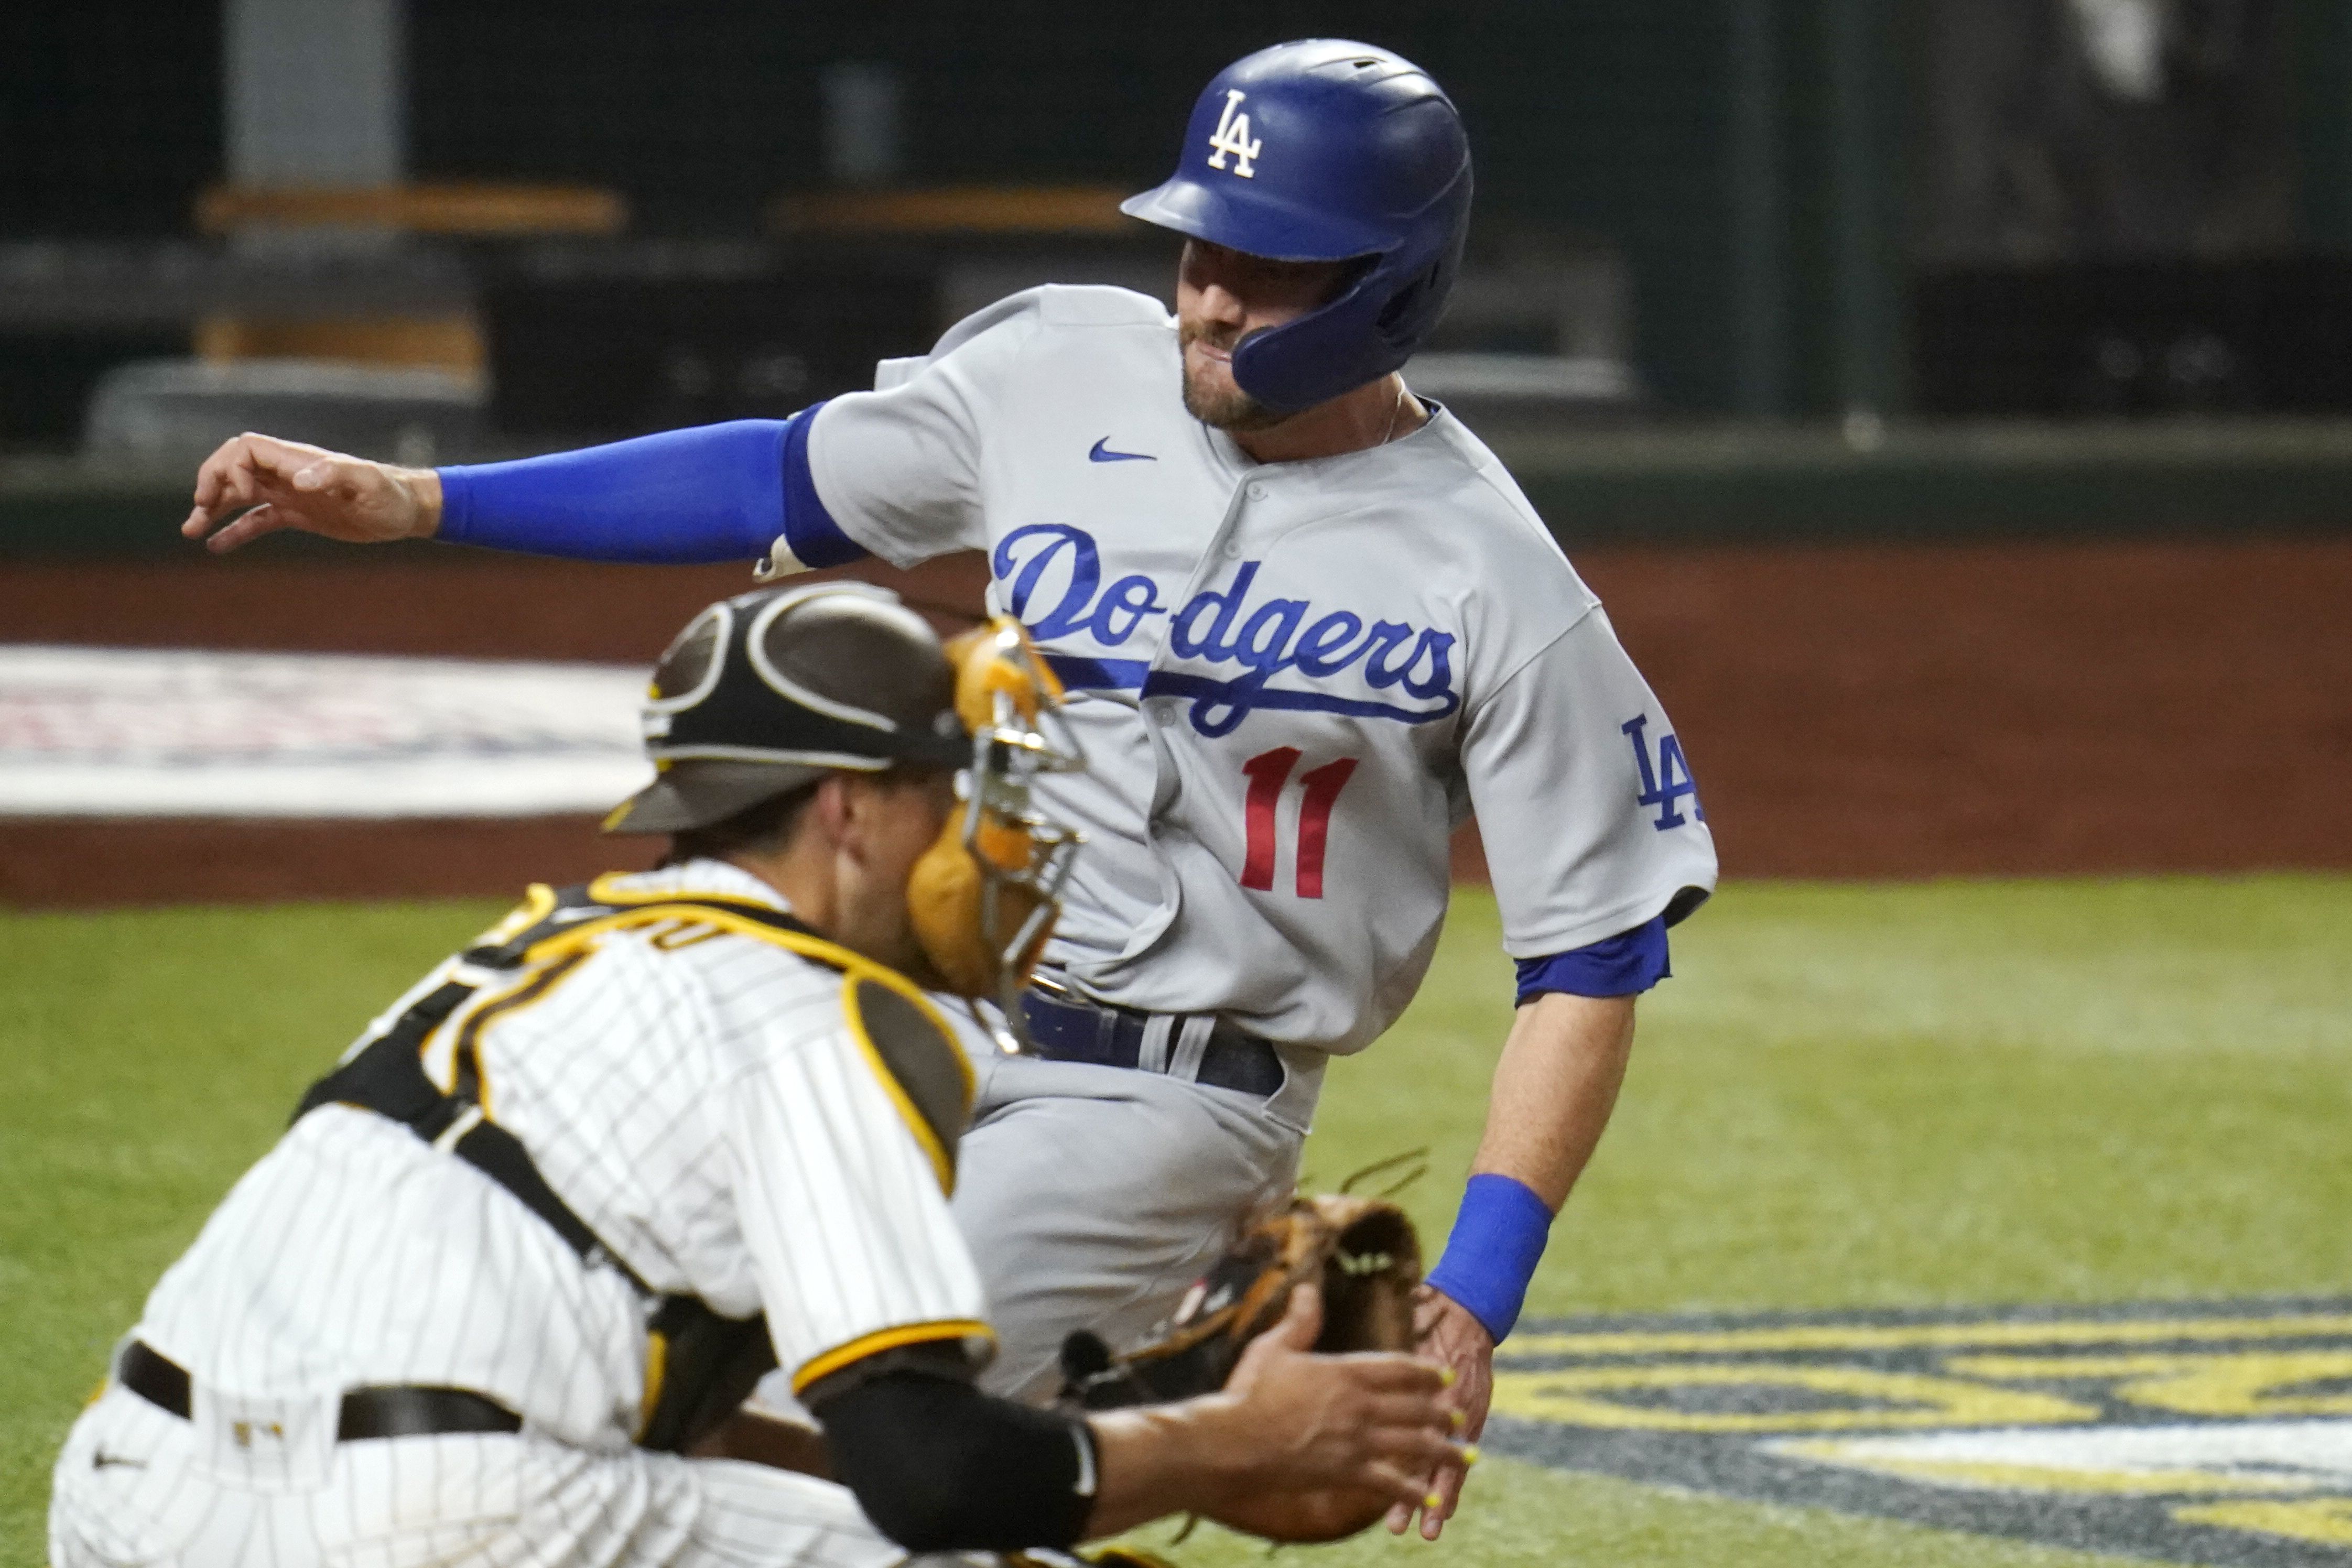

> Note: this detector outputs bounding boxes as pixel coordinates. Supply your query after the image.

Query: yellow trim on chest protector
[636,1328,670,1440]
[792,1318,996,1396]
[483,880,975,1190]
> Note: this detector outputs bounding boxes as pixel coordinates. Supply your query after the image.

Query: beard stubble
[1177,320,1288,432]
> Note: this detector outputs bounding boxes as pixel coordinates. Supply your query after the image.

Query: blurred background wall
[4,1,2349,901]
[13,0,2352,433]
[14,3,2352,475]
[0,1,2333,430]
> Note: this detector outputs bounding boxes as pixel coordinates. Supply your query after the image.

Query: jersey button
[1245,482,1267,501]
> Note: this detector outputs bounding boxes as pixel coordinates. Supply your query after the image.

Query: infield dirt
[4,538,2347,904]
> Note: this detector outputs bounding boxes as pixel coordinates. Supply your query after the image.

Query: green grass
[1121,1460,2130,1568]
[1332,876,2352,1317]
[7,876,2350,1567]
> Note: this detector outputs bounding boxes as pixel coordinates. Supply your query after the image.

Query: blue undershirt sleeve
[434,408,870,569]
[775,400,865,568]
[1513,915,1670,1006]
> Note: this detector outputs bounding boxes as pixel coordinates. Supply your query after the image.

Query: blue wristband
[1424,1173,1553,1344]
[437,415,850,565]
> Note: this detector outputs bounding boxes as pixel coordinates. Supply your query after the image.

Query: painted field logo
[1491,1301,2352,1565]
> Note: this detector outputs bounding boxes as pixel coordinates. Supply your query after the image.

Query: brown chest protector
[294,879,962,1454]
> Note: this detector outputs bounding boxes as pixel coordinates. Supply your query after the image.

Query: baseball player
[182,39,1718,1538]
[49,584,1460,1568]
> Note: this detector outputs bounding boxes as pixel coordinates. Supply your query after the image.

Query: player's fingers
[1421,1451,1472,1541]
[1271,1281,1323,1349]
[205,445,265,519]
[183,468,263,537]
[235,431,337,482]
[1357,1387,1456,1431]
[1233,1284,1323,1388]
[1359,1460,1440,1513]
[1362,1423,1467,1473]
[287,452,372,500]
[201,434,344,520]
[201,503,292,554]
[188,435,259,522]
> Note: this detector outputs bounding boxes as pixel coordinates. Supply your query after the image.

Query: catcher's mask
[910,617,1085,1037]
[603,585,1081,1020]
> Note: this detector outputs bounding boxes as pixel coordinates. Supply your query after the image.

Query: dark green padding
[847,976,970,1174]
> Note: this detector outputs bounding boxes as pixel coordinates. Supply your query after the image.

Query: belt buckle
[1026,970,1080,1005]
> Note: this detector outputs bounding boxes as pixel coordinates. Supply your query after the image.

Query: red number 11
[1240,747,1360,899]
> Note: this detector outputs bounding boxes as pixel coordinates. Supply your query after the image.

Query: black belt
[1021,985,1286,1098]
[117,1341,523,1442]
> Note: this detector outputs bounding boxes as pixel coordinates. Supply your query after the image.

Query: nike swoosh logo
[92,1450,145,1471]
[1088,438,1156,463]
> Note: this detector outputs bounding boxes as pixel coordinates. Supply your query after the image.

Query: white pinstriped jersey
[795,286,1718,1057]
[131,858,991,1449]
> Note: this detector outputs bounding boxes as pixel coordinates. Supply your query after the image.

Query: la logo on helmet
[1206,89,1262,178]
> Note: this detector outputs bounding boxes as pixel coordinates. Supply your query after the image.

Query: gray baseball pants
[950,1044,1318,1401]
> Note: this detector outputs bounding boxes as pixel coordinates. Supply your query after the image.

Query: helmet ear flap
[1375,258,1441,339]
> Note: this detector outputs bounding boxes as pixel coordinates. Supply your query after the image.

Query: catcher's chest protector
[294,880,963,1453]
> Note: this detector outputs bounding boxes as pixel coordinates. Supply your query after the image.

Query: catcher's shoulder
[469,872,973,1177]
[832,969,976,1187]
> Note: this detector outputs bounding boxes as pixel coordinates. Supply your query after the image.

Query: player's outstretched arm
[182,433,442,553]
[1082,1283,1464,1542]
[182,422,801,565]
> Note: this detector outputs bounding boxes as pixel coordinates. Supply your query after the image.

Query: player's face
[1176,241,1357,429]
[832,766,960,982]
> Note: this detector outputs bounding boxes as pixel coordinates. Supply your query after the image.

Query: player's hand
[182,433,442,553]
[1386,1283,1494,1540]
[1204,1283,1463,1539]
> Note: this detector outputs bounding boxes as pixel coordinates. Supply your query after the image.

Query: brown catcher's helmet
[607,584,1083,1018]
[604,583,970,835]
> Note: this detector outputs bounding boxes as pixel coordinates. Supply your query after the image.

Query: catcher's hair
[659,764,948,868]
[660,780,822,867]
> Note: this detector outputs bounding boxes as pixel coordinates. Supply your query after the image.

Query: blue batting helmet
[1122,39,1473,414]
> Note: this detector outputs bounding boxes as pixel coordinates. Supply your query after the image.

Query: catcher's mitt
[1058,1191,1423,1410]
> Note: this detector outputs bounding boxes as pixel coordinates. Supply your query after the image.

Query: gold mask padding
[906,832,987,997]
[907,808,1056,999]
[945,618,1065,733]
[908,615,1074,1003]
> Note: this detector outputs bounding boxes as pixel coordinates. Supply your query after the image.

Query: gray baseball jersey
[775,285,1717,1058]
